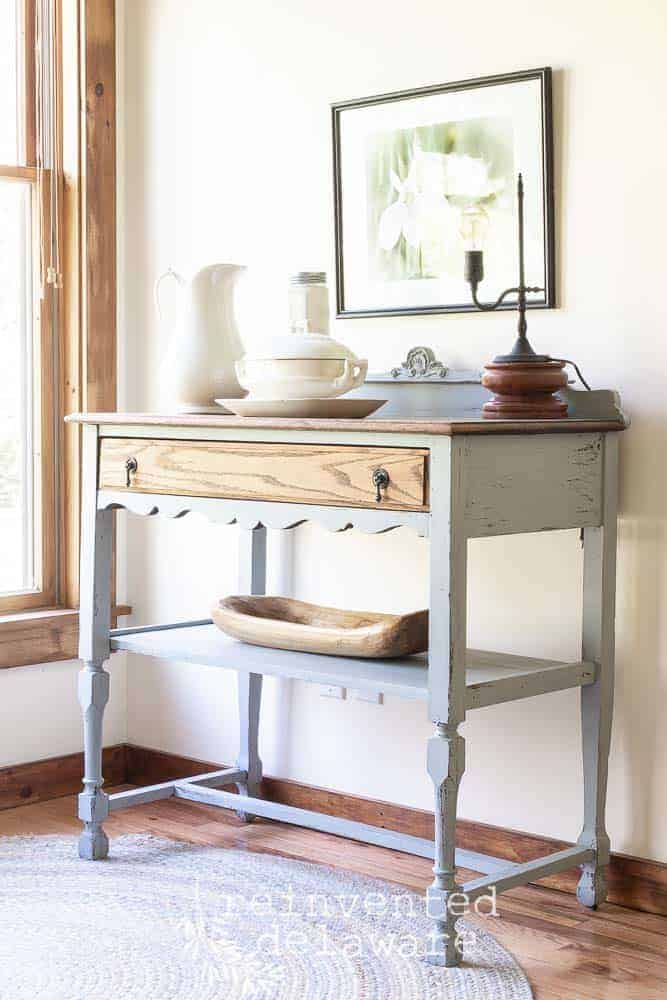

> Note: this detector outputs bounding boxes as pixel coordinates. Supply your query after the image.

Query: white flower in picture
[443,153,506,205]
[377,142,458,272]
[413,146,448,198]
[377,160,418,251]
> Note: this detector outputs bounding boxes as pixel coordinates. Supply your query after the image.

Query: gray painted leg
[427,724,465,966]
[577,436,618,908]
[78,661,110,860]
[235,672,263,821]
[77,426,113,860]
[236,526,266,822]
[426,438,467,967]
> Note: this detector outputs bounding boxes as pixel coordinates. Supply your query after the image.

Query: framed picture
[332,67,555,318]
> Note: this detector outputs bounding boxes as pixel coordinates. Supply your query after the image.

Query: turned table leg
[577,436,618,907]
[427,724,465,966]
[236,526,266,822]
[78,660,110,860]
[426,438,468,967]
[77,427,113,860]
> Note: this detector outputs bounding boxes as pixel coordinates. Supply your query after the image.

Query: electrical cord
[552,358,591,391]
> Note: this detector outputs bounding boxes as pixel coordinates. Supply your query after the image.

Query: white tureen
[236,331,368,400]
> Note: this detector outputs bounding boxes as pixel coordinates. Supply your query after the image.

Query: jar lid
[245,330,362,362]
[289,272,327,286]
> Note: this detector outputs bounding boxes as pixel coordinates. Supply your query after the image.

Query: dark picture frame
[332,67,555,319]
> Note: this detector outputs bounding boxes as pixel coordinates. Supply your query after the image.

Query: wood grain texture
[81,0,119,628]
[212,596,429,658]
[0,604,129,671]
[66,410,629,435]
[1,744,666,922]
[23,0,37,166]
[60,0,118,612]
[35,169,59,609]
[0,745,125,810]
[98,438,429,511]
[0,609,78,668]
[60,0,84,611]
[82,0,116,415]
[481,359,568,419]
[0,164,38,181]
[2,791,666,1000]
[121,745,667,919]
[0,0,119,659]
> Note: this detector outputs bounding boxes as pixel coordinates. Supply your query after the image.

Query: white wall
[0,658,127,768]
[118,0,667,861]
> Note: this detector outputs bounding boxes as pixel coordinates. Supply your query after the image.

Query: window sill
[0,606,131,670]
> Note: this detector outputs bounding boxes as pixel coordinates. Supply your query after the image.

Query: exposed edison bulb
[459,203,489,251]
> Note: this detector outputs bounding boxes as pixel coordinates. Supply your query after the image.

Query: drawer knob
[372,467,390,503]
[125,456,138,487]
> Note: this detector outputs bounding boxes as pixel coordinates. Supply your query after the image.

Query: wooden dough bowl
[212,596,429,659]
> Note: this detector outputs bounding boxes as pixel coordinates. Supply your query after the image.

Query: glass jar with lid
[288,271,329,336]
[236,272,367,399]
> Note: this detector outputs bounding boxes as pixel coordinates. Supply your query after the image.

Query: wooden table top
[66,411,629,436]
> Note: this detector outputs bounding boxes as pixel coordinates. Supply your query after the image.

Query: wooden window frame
[0,0,126,668]
[0,0,57,614]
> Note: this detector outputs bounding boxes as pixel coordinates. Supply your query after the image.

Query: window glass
[0,179,38,594]
[0,1,20,164]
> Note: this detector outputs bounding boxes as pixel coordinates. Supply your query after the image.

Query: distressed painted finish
[465,656,596,710]
[576,433,618,907]
[77,425,113,860]
[462,845,594,904]
[73,412,622,969]
[462,433,603,537]
[426,437,468,965]
[108,625,598,708]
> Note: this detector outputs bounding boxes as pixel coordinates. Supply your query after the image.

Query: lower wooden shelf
[110,622,596,709]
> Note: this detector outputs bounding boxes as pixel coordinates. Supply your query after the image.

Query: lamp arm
[470,283,544,312]
[470,284,520,311]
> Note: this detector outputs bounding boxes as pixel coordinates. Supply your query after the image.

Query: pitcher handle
[154,267,185,322]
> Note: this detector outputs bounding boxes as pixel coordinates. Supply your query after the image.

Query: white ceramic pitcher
[155,263,246,412]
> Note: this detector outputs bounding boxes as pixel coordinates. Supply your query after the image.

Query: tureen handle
[334,358,368,394]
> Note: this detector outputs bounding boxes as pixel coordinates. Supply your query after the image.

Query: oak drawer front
[98,438,429,511]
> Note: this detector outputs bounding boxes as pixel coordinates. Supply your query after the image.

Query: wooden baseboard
[2,742,665,917]
[0,745,126,810]
[124,744,667,917]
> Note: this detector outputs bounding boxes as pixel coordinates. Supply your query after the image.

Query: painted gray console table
[67,403,627,967]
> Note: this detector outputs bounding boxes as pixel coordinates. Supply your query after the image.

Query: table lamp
[462,174,567,419]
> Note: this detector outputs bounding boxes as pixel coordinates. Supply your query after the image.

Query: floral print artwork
[366,117,514,282]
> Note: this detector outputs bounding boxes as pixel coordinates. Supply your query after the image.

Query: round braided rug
[0,835,532,1000]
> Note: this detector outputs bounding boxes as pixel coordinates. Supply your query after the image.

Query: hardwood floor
[1,790,665,999]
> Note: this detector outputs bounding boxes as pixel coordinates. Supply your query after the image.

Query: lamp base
[481,359,568,420]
